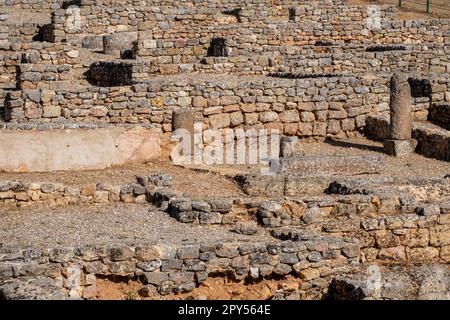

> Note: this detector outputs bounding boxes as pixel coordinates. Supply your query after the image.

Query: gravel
[0,203,275,249]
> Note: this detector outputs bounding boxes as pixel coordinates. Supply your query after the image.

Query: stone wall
[428,104,450,130]
[16,63,73,90]
[0,235,359,299]
[276,44,450,75]
[0,174,448,298]
[0,11,8,49]
[134,42,450,76]
[272,194,449,263]
[19,42,80,65]
[0,0,344,12]
[0,0,59,9]
[289,3,396,22]
[0,49,17,90]
[1,43,77,105]
[177,19,450,45]
[47,2,408,45]
[365,115,450,161]
[0,13,14,106]
[4,85,173,129]
[4,1,450,48]
[5,74,449,137]
[0,178,148,208]
[274,207,450,264]
[231,174,450,264]
[7,22,42,44]
[0,14,15,107]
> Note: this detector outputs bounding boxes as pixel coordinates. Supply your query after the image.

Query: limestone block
[389,73,412,140]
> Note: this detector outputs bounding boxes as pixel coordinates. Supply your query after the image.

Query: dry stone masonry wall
[0,0,449,141]
[4,74,450,139]
[0,172,448,299]
[0,0,449,301]
[0,177,152,208]
[0,237,360,299]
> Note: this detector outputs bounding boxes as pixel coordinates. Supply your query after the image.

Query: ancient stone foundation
[384,73,414,157]
[0,0,449,301]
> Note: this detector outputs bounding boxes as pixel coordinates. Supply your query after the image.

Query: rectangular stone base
[278,155,385,175]
[384,139,414,157]
[0,128,161,172]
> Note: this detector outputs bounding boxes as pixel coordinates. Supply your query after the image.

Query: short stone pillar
[172,109,195,157]
[384,73,414,157]
[103,32,138,58]
[172,109,194,136]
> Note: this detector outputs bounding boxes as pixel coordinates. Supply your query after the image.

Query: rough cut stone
[389,73,412,140]
[279,155,384,175]
[280,136,302,157]
[103,32,138,57]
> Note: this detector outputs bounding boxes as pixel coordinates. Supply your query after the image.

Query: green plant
[127,292,138,300]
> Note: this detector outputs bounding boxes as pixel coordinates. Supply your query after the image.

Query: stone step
[277,155,385,175]
[414,121,450,161]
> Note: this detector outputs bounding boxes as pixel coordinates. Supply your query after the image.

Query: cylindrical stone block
[172,110,194,134]
[389,73,412,140]
[103,32,138,57]
[172,110,195,155]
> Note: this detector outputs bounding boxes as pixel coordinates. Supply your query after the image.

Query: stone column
[384,73,414,157]
[172,109,194,136]
[172,109,195,157]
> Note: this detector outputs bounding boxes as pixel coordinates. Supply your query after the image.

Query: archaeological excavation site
[0,0,449,302]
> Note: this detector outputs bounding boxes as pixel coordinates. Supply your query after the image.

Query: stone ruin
[0,0,449,300]
[383,72,414,157]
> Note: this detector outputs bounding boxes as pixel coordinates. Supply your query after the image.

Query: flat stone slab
[0,128,160,172]
[328,264,450,300]
[413,122,450,162]
[277,155,385,175]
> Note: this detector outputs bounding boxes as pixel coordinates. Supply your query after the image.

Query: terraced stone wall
[0,0,60,9]
[47,1,407,45]
[134,42,450,76]
[5,74,449,137]
[0,238,360,299]
[0,179,149,208]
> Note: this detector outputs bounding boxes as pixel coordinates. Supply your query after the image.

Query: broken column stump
[172,109,195,158]
[384,73,414,157]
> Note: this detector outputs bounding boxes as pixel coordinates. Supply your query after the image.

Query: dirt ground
[175,136,449,180]
[0,203,273,248]
[0,136,447,197]
[95,275,303,300]
[0,159,244,200]
[96,277,144,300]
